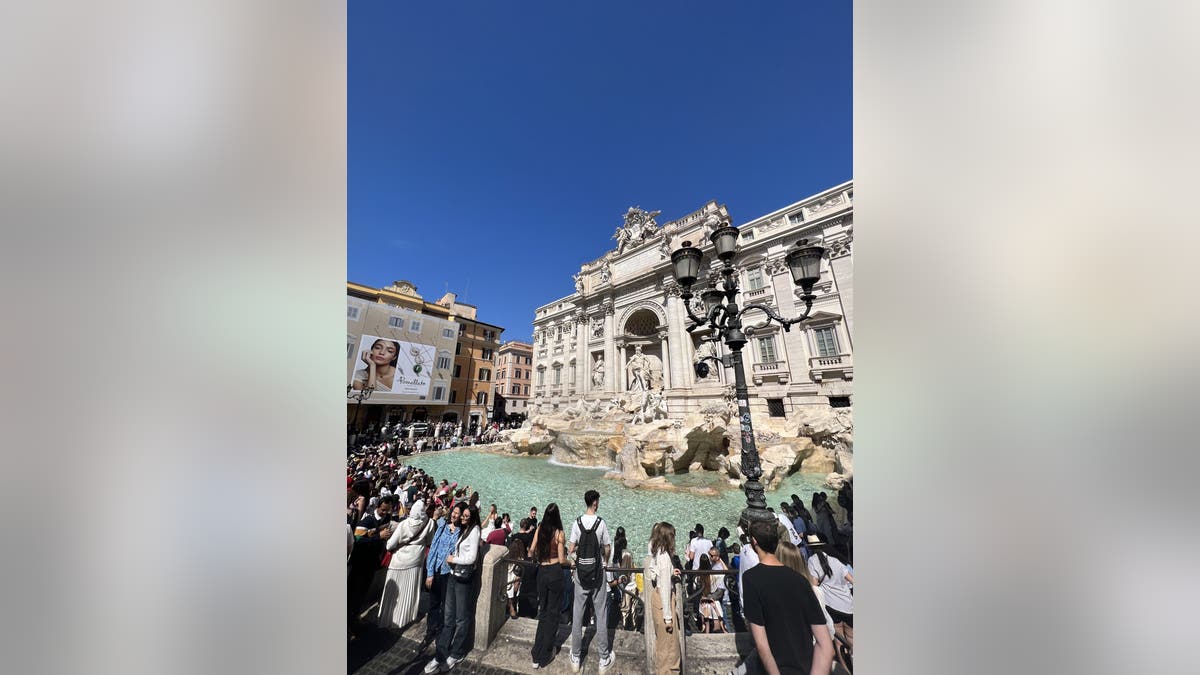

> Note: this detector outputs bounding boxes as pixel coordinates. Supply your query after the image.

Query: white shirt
[777,512,802,545]
[711,559,727,593]
[738,544,760,611]
[688,537,713,569]
[808,555,853,614]
[568,513,611,550]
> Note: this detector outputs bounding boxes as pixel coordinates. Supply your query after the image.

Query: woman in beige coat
[647,522,681,675]
[378,499,437,630]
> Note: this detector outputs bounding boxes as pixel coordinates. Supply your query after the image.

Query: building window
[758,335,778,363]
[828,395,851,408]
[455,342,461,355]
[537,369,545,385]
[476,392,487,405]
[432,384,446,400]
[347,306,360,320]
[453,364,461,378]
[479,368,490,381]
[570,365,576,384]
[788,211,804,225]
[524,385,529,395]
[482,348,494,360]
[449,389,457,404]
[814,326,839,357]
[443,328,455,339]
[410,319,422,332]
[514,369,521,379]
[388,316,404,329]
[346,338,354,359]
[459,324,466,336]
[767,398,786,418]
[436,355,451,370]
[747,268,764,290]
[511,384,519,395]
[553,367,561,385]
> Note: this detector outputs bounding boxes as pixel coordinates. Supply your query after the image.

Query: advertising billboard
[350,334,437,398]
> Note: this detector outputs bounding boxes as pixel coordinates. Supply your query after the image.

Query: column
[603,301,617,393]
[616,340,627,393]
[770,260,807,385]
[658,330,671,390]
[665,289,687,389]
[577,315,589,397]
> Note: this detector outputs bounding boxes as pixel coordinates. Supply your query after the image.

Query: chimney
[436,291,457,307]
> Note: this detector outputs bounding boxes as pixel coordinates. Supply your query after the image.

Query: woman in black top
[528,503,567,669]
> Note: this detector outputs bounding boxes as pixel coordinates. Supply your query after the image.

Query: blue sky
[350,1,851,343]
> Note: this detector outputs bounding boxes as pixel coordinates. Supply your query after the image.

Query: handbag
[451,562,475,581]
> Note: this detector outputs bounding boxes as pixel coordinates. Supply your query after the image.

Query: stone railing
[753,361,787,373]
[809,354,854,382]
[744,286,769,300]
[474,543,510,651]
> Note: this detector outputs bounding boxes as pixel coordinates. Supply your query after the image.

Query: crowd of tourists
[348,445,854,674]
[348,419,530,456]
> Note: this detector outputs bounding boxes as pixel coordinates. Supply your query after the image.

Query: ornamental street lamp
[671,219,825,530]
[346,384,375,438]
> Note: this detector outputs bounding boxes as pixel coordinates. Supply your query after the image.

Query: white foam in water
[546,457,613,471]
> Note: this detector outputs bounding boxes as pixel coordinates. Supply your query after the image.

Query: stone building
[495,341,533,422]
[346,280,504,433]
[530,181,852,419]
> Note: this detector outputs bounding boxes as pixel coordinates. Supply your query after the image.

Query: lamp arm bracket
[738,301,814,333]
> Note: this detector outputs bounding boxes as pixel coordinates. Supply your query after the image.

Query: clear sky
[350,1,851,343]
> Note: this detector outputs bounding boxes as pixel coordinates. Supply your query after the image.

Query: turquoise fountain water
[404,450,829,557]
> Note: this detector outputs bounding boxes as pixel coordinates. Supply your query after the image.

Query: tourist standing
[808,547,855,646]
[530,503,566,670]
[706,547,731,632]
[348,496,395,638]
[742,519,834,675]
[567,489,613,673]
[687,524,713,570]
[378,499,436,630]
[485,517,508,546]
[648,522,681,675]
[422,504,462,649]
[776,541,836,642]
[426,507,482,673]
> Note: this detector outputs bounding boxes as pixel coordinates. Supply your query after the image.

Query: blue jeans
[436,575,477,661]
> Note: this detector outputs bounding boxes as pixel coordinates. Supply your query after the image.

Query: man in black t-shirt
[742,519,833,675]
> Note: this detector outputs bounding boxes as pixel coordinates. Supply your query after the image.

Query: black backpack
[575,516,604,590]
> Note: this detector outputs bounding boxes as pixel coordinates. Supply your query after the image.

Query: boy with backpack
[567,489,614,673]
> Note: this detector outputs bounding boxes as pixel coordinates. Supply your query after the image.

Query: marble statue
[592,355,605,387]
[591,317,604,338]
[695,340,717,379]
[613,206,663,254]
[626,345,651,392]
[573,272,584,295]
[630,389,669,425]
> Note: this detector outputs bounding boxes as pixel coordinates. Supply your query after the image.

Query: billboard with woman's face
[350,334,437,398]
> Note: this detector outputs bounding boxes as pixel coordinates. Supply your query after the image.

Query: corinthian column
[603,300,616,393]
[615,339,627,393]
[664,279,692,390]
[658,329,671,390]
[576,311,589,396]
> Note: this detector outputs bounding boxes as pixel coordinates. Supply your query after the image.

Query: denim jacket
[425,519,457,577]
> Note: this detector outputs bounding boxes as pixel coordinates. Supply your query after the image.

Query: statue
[626,345,651,392]
[591,317,604,338]
[573,272,584,295]
[613,206,663,254]
[600,262,612,283]
[630,390,669,425]
[695,340,717,380]
[592,355,605,387]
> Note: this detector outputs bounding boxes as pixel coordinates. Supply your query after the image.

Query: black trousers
[424,572,449,641]
[531,563,563,666]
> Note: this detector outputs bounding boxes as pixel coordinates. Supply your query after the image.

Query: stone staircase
[483,618,645,675]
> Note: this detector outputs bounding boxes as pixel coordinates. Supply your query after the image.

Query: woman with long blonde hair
[776,540,835,641]
[648,522,681,675]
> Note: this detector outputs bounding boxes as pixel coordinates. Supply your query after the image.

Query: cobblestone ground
[349,616,525,675]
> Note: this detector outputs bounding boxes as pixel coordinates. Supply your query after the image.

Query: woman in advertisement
[353,338,400,392]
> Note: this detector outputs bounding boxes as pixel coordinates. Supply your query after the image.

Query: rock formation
[488,396,853,492]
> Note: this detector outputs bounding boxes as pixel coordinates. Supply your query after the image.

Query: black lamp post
[346,384,375,438]
[670,218,825,530]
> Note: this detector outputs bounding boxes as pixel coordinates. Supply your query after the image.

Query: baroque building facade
[530,181,852,419]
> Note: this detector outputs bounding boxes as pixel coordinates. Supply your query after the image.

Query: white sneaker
[570,655,581,672]
[445,656,462,671]
[599,653,616,673]
[423,658,442,674]
[532,663,540,670]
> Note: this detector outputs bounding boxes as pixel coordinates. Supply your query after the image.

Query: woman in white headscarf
[378,499,437,629]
